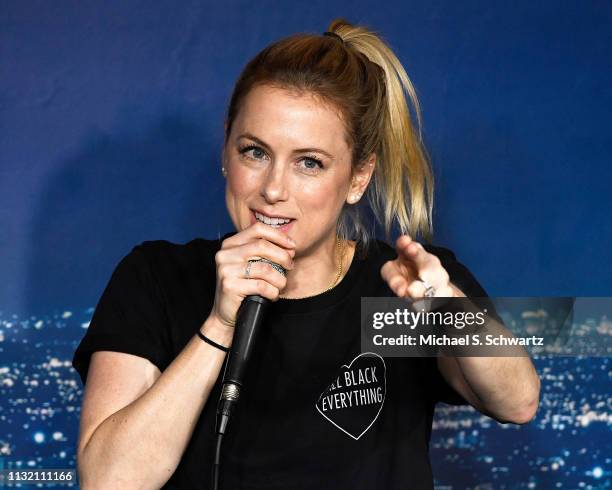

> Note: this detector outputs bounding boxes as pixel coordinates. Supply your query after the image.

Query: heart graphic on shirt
[315,352,386,440]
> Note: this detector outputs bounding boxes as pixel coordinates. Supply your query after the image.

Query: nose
[260,162,289,203]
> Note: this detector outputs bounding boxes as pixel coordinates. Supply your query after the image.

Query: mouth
[250,209,295,232]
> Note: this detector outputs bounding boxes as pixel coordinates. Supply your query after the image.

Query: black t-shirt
[72,232,492,489]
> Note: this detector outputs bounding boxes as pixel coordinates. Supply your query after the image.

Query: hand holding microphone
[208,221,296,335]
[205,222,295,430]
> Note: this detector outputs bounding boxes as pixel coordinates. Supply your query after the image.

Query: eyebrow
[237,132,335,161]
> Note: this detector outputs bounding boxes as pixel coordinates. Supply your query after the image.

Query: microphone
[215,258,287,436]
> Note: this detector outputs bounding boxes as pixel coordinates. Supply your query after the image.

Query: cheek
[298,179,346,212]
[224,168,256,227]
[298,180,325,201]
[226,167,257,198]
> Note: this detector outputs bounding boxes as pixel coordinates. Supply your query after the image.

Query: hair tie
[323,31,345,44]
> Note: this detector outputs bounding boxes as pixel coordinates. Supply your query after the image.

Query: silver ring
[419,279,436,298]
[245,258,287,279]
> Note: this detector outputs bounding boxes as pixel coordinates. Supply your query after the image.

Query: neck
[280,237,355,299]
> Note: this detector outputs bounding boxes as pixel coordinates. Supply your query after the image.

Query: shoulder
[422,242,489,297]
[129,238,225,270]
[360,238,396,265]
[92,236,222,304]
[361,237,458,265]
[363,237,488,297]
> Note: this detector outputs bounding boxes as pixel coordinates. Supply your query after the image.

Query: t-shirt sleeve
[423,244,501,405]
[72,244,171,385]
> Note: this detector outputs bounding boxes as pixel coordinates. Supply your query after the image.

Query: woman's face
[224,84,361,254]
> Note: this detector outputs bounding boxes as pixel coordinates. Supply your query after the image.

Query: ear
[346,153,376,205]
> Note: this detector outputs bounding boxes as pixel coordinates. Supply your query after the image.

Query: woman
[72,19,540,489]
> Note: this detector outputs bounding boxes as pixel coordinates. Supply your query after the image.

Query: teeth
[255,212,291,227]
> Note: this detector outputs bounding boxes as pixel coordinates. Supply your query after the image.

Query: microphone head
[248,258,287,277]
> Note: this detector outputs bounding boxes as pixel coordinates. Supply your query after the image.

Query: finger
[243,238,295,272]
[233,277,281,302]
[381,258,419,287]
[380,260,411,296]
[215,237,295,275]
[380,260,402,284]
[238,261,289,290]
[396,237,433,272]
[406,278,455,298]
[405,279,430,298]
[418,264,449,291]
[224,221,296,252]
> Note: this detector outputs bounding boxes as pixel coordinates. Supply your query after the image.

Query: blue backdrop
[1,1,610,488]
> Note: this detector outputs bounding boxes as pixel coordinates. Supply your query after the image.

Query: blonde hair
[224,18,434,254]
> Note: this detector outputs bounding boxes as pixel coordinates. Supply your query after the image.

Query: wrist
[200,315,234,349]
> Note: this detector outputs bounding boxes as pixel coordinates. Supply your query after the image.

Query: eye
[299,156,324,172]
[238,144,324,173]
[238,144,268,161]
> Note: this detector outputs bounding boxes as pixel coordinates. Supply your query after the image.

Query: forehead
[234,84,350,154]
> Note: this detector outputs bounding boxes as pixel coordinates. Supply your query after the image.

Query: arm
[437,353,540,424]
[381,235,541,425]
[436,283,541,424]
[78,223,295,489]
[77,316,233,489]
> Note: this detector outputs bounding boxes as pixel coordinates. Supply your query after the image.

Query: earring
[221,167,227,177]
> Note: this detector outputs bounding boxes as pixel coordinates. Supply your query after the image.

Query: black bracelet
[197,330,230,353]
